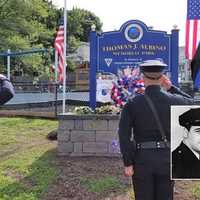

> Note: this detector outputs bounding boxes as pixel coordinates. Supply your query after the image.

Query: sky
[52,0,187,46]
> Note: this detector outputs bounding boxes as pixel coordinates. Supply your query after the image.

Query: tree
[67,7,102,42]
[0,0,59,76]
[67,59,76,72]
[0,1,103,77]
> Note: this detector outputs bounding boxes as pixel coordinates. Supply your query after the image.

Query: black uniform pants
[132,149,173,200]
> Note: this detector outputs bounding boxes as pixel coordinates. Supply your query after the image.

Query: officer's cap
[140,59,167,73]
[179,108,200,128]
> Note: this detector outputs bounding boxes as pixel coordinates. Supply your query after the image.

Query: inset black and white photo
[171,105,200,180]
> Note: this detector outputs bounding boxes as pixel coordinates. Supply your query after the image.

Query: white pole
[184,60,189,81]
[55,50,58,82]
[7,49,10,80]
[62,0,67,113]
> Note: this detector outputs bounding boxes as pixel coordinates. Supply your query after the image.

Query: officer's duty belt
[136,141,170,149]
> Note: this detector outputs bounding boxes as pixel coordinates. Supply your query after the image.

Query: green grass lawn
[0,117,133,200]
[191,183,200,199]
[0,117,58,200]
[0,118,57,148]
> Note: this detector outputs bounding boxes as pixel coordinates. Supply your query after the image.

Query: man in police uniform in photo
[118,59,193,200]
[172,108,200,179]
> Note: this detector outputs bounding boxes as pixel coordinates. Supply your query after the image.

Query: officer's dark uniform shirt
[119,85,193,166]
[172,142,200,179]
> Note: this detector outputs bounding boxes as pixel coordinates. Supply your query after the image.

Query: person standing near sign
[118,59,193,200]
[0,74,14,105]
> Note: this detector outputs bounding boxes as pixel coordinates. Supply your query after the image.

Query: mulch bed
[42,157,128,200]
[42,156,197,200]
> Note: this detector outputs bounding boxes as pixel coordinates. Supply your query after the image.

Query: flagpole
[55,50,58,82]
[62,0,67,113]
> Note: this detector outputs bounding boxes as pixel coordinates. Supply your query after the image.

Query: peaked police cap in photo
[179,108,200,128]
[140,59,167,73]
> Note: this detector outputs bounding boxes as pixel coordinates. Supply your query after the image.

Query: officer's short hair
[179,108,200,131]
[140,59,167,80]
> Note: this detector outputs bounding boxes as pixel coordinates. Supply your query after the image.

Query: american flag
[191,41,200,89]
[54,18,64,82]
[185,0,200,60]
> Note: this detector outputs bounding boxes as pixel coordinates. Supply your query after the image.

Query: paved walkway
[6,92,89,105]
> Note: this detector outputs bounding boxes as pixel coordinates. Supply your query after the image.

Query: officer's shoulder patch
[128,94,143,103]
[127,96,135,103]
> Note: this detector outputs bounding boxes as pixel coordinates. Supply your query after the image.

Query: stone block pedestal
[57,114,121,157]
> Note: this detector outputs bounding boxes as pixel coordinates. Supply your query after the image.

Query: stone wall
[57,114,121,157]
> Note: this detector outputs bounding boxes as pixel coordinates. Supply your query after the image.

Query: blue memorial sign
[90,20,179,109]
[98,20,171,74]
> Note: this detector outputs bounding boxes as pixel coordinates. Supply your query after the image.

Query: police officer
[118,59,193,200]
[172,108,200,179]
